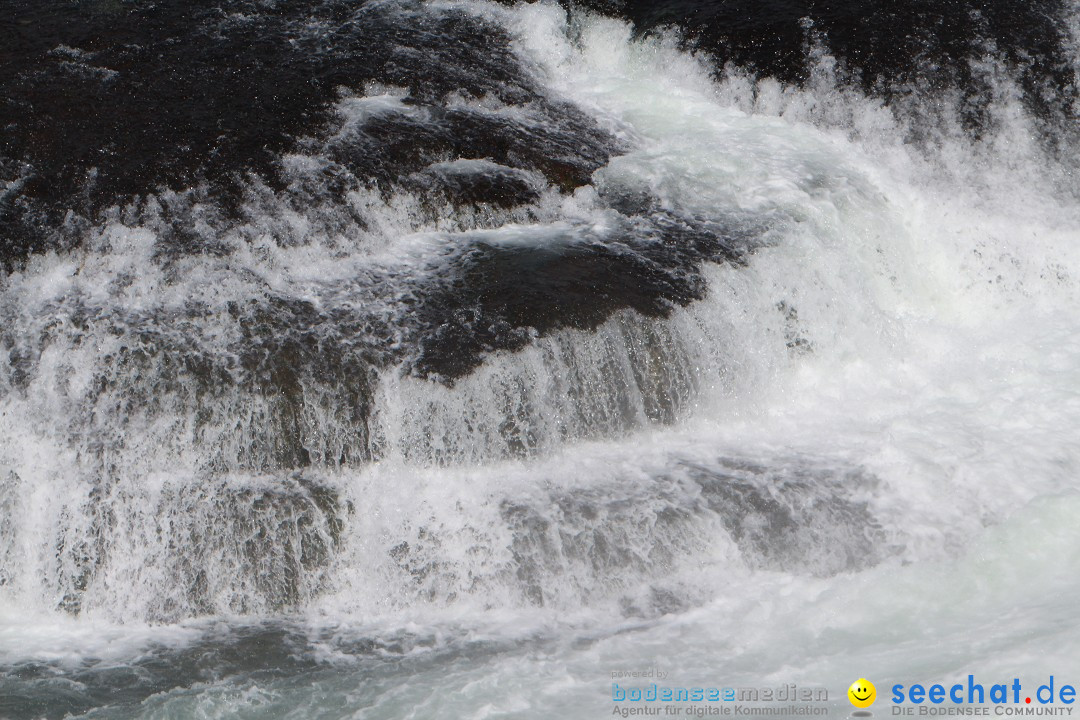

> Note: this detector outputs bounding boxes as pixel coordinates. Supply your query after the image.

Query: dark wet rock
[325,101,616,199]
[503,493,689,608]
[405,162,542,211]
[404,211,747,380]
[566,0,1077,132]
[0,0,621,269]
[682,459,890,576]
[497,456,890,610]
[50,473,347,620]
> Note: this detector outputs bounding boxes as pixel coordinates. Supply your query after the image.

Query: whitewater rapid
[2,1,1080,718]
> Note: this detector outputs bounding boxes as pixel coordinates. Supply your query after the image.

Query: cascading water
[2,0,1080,718]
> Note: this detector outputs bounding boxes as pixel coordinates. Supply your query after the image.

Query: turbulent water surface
[2,0,1080,718]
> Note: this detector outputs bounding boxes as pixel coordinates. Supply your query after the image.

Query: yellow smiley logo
[848,678,876,708]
